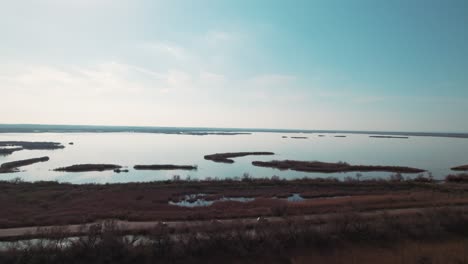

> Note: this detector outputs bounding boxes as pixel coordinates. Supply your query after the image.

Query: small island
[0,156,50,173]
[451,164,468,171]
[0,141,65,150]
[183,132,251,136]
[54,164,122,172]
[204,152,275,163]
[370,136,409,139]
[291,136,308,139]
[0,147,23,156]
[251,160,425,173]
[334,135,347,138]
[134,164,198,170]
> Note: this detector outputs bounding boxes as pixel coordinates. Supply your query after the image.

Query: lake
[1,132,467,183]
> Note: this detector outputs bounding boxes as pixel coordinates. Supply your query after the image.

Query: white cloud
[142,42,188,61]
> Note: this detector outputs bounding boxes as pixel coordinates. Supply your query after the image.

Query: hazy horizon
[1,0,467,131]
[1,123,468,134]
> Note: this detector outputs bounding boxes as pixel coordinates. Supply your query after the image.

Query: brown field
[1,176,468,263]
[1,177,467,229]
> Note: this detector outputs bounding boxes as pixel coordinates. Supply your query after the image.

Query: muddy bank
[54,164,122,172]
[134,164,197,170]
[252,160,425,173]
[204,152,274,163]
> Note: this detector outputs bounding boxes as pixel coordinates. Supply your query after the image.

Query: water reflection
[0,132,467,183]
[169,194,255,207]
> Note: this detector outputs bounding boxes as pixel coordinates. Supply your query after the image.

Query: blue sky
[1,0,467,131]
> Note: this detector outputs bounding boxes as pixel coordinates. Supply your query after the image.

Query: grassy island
[54,164,122,172]
[0,141,64,150]
[252,160,425,173]
[184,132,251,136]
[134,164,198,170]
[451,164,468,171]
[204,152,275,163]
[370,135,409,139]
[0,157,50,173]
[0,147,23,156]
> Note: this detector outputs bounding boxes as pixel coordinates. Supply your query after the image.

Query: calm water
[0,132,467,184]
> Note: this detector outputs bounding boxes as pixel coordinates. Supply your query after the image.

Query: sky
[1,0,467,132]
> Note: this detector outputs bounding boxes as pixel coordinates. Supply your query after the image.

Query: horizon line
[0,123,467,135]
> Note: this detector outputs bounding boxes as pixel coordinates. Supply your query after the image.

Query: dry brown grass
[0,178,467,228]
[2,208,468,264]
[292,239,468,264]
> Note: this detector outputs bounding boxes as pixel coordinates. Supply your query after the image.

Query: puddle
[170,193,352,207]
[286,193,305,202]
[169,194,255,207]
[284,194,352,202]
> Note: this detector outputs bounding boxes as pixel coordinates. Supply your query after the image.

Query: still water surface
[0,132,467,183]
